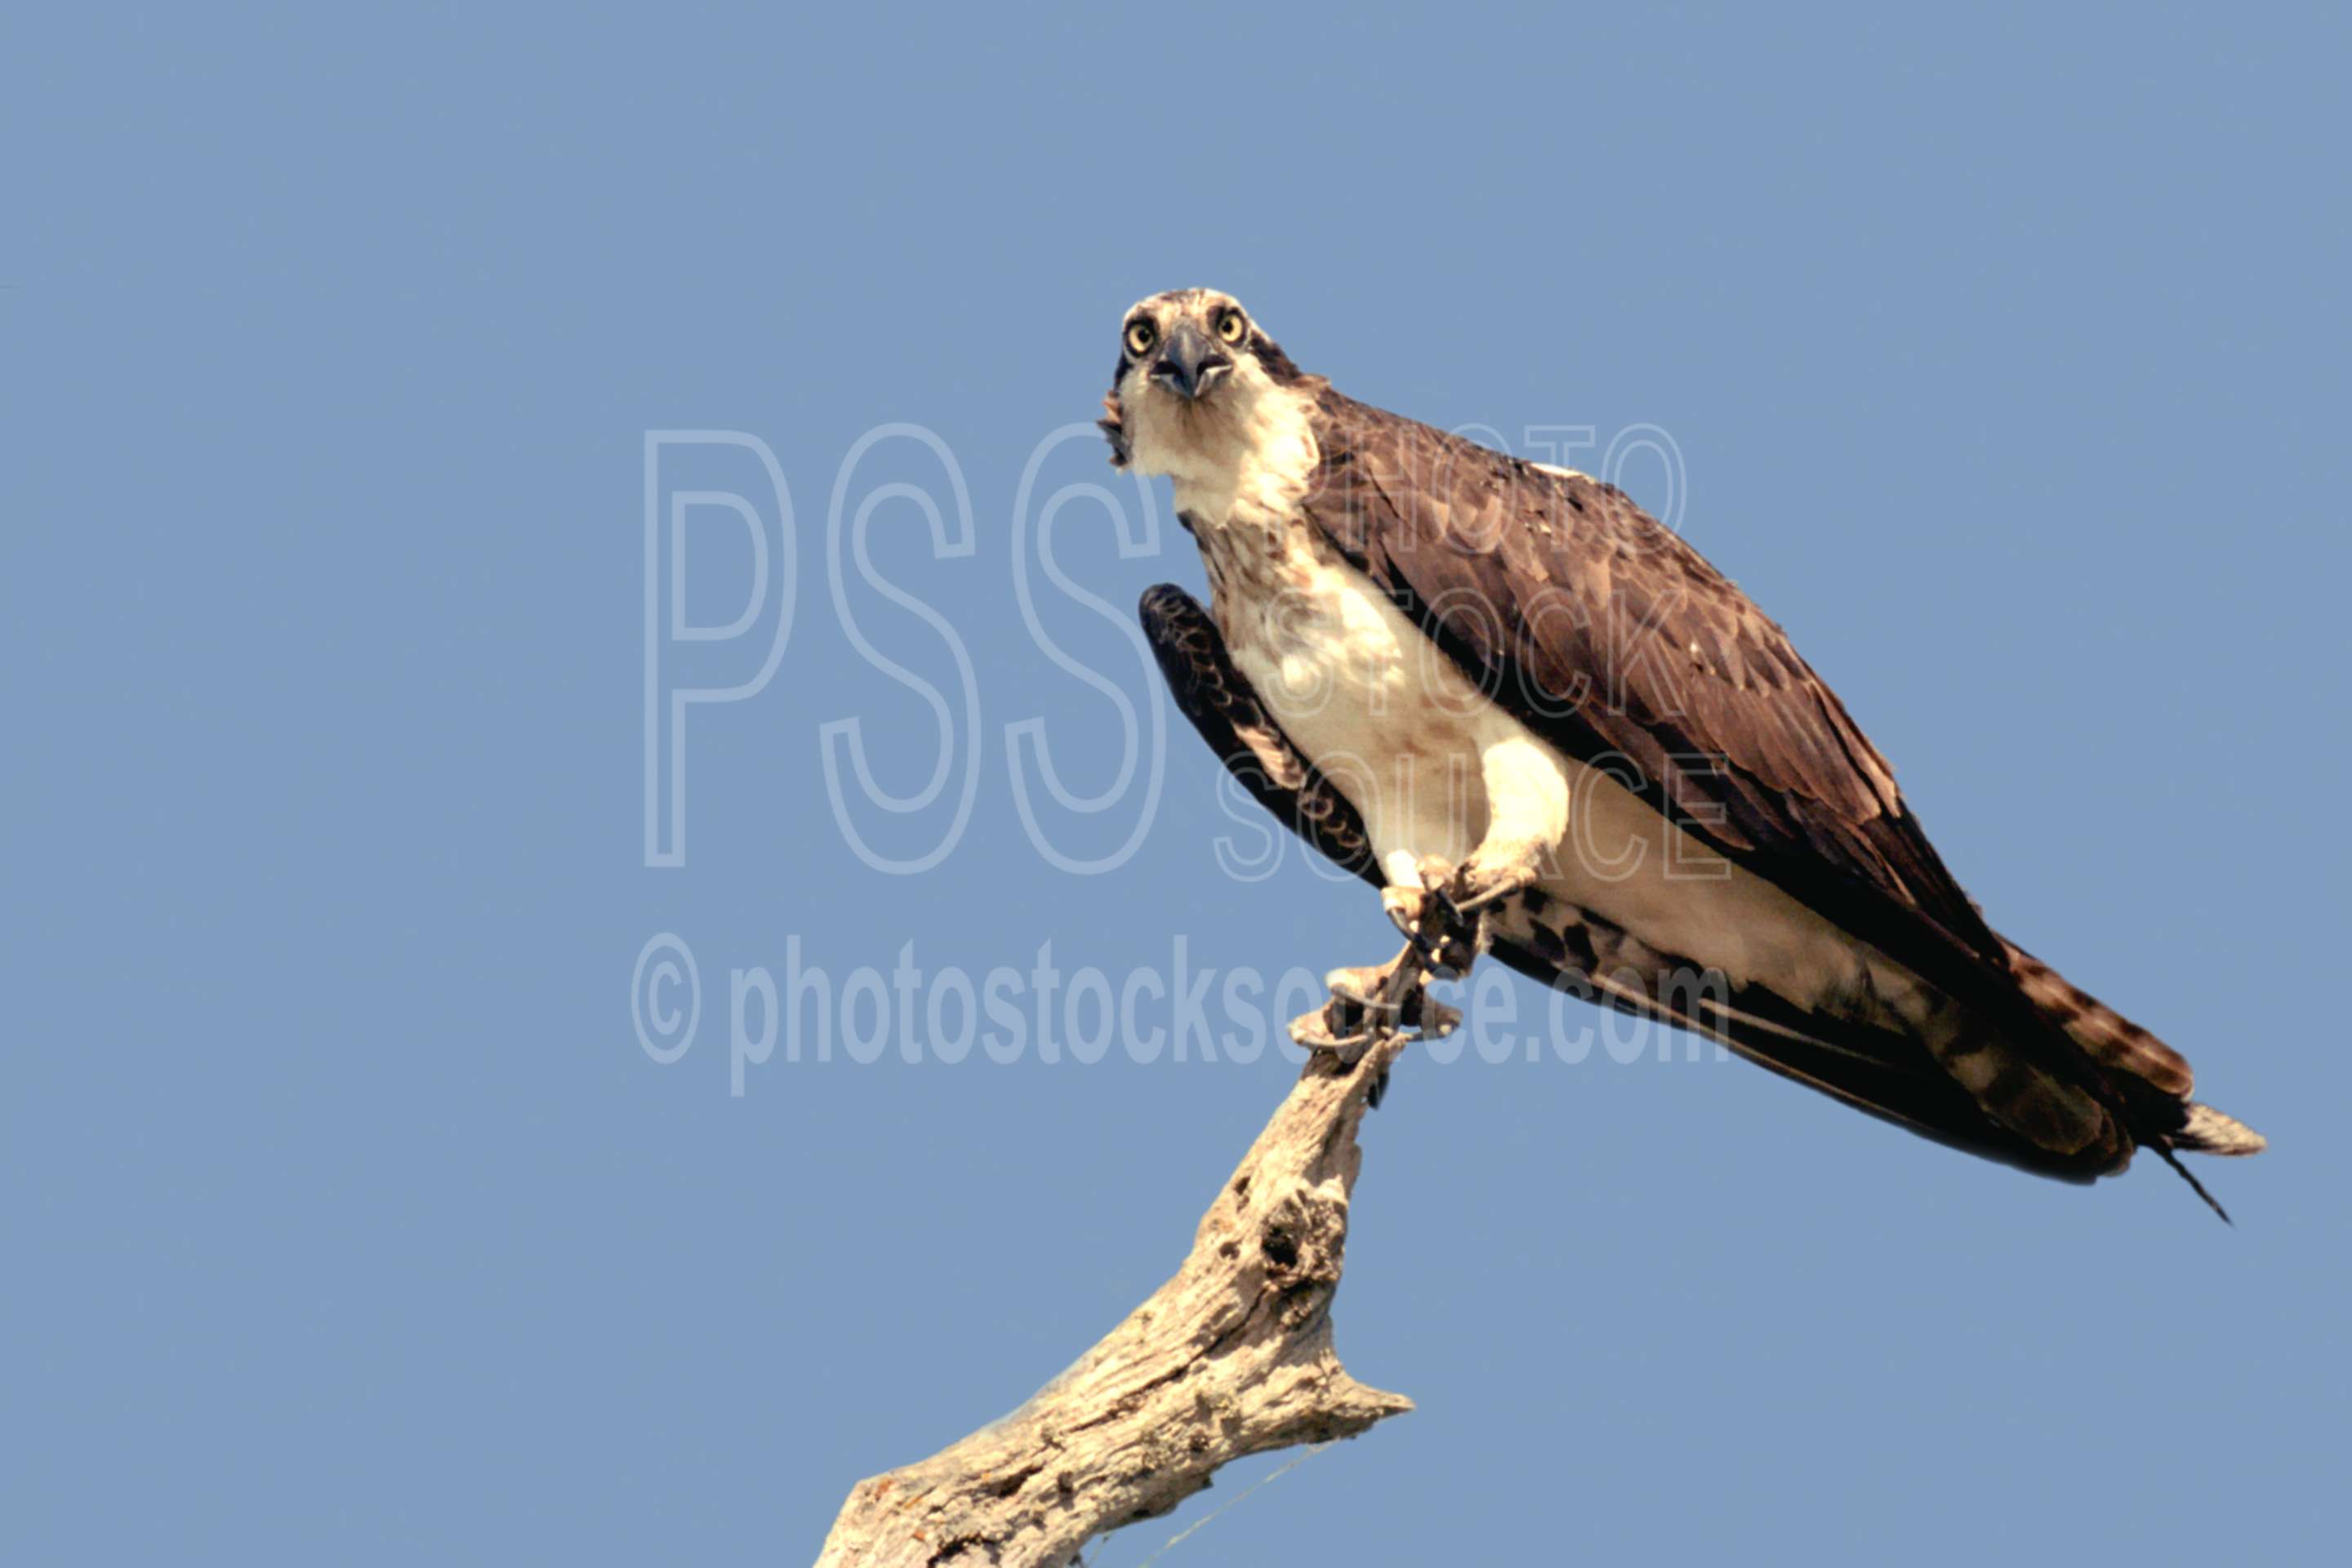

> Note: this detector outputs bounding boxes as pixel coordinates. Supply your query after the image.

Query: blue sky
[5,3,2346,1562]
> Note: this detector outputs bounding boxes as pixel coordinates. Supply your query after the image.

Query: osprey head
[1098,288,1309,471]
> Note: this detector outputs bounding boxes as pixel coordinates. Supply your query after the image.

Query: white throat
[1123,374,1320,534]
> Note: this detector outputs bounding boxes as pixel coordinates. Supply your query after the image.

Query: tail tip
[2175,1102,2267,1157]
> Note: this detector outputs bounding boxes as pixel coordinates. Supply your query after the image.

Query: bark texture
[814,1036,1414,1566]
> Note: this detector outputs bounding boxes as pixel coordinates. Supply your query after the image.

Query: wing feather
[1296,389,2007,987]
[1120,334,2259,1197]
[1138,579,2120,1179]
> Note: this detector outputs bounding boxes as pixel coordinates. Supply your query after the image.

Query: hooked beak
[1152,323,1232,401]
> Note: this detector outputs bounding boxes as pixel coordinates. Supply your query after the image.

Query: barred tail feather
[1999,939,2194,1098]
[1999,936,2265,1183]
[1140,577,2267,1207]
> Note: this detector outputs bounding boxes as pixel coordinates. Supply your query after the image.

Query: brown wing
[1140,580,2123,1181]
[1139,583,1382,886]
[1296,387,2009,988]
[1141,575,2260,1197]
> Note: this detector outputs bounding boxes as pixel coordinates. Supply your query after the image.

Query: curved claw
[1288,1004,1367,1055]
[1380,885,1427,940]
[1301,947,1456,1052]
[1385,875,1478,979]
[1402,853,1536,977]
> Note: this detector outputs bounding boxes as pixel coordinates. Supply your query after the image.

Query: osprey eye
[1125,320,1156,356]
[1216,310,1246,345]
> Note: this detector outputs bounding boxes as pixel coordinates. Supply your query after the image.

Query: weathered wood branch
[814,1033,1415,1567]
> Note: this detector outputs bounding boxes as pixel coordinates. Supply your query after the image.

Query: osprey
[1105,287,2264,1209]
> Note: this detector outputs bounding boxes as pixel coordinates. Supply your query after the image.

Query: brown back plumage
[1134,379,2265,1203]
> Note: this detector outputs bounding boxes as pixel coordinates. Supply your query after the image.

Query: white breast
[1213,528,1503,881]
[1136,368,1928,1031]
[1197,501,1915,1021]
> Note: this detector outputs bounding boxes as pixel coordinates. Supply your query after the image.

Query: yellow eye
[1216,310,1245,344]
[1125,319,1156,356]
